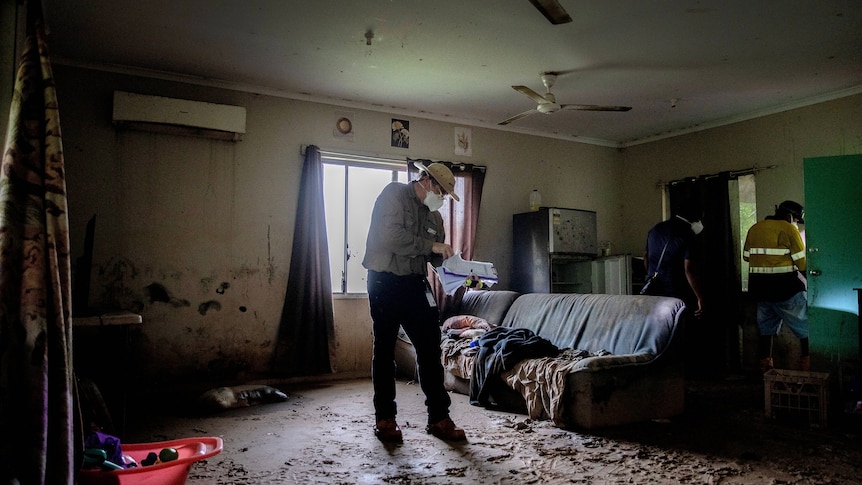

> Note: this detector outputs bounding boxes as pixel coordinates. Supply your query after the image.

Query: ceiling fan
[498,72,632,126]
[529,0,572,25]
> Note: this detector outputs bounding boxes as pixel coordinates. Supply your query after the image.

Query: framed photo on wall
[391,118,409,148]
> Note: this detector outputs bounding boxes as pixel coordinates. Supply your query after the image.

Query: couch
[438,290,687,430]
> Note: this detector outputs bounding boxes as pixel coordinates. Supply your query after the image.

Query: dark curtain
[0,1,78,483]
[407,158,486,317]
[273,145,337,375]
[669,172,741,377]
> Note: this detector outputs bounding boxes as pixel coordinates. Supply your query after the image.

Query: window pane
[345,166,399,293]
[737,174,757,292]
[323,164,346,293]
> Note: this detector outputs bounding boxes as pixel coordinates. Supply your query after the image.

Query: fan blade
[512,85,548,104]
[528,0,572,25]
[560,104,632,112]
[498,109,538,125]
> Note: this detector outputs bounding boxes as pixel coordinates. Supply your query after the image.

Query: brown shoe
[374,418,402,443]
[426,417,466,441]
[800,355,811,372]
[759,357,774,374]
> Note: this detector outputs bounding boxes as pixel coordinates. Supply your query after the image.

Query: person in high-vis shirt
[743,200,809,373]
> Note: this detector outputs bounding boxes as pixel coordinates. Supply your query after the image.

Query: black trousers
[367,270,451,424]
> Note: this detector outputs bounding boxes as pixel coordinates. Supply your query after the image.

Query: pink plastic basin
[78,437,223,485]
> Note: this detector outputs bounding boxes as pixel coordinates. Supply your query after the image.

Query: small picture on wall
[454,126,472,156]
[391,118,410,148]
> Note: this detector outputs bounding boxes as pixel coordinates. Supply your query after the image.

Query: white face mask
[690,221,704,235]
[422,180,445,211]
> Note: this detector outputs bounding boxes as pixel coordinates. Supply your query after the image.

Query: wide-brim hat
[415,162,460,202]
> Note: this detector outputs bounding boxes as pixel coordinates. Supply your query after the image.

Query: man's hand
[432,242,455,260]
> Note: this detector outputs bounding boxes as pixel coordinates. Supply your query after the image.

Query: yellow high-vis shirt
[743,219,806,273]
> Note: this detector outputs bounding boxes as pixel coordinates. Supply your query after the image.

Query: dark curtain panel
[669,172,741,377]
[408,159,486,317]
[273,145,336,376]
[0,1,78,483]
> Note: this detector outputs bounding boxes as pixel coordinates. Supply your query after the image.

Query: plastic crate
[764,369,830,427]
[78,437,223,485]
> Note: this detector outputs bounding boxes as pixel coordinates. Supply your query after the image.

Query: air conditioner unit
[112,91,246,141]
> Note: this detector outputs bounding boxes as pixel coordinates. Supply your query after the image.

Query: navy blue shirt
[644,216,698,301]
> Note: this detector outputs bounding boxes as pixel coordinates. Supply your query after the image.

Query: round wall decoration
[336,117,353,134]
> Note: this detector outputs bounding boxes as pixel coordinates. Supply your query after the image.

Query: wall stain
[95,257,143,312]
[145,282,190,308]
[216,282,230,294]
[199,300,222,315]
[199,277,215,293]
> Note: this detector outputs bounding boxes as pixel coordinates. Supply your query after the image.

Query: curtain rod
[656,164,777,188]
[408,158,486,173]
[299,146,486,172]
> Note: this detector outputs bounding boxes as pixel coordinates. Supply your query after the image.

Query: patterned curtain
[272,145,337,375]
[407,159,486,317]
[0,1,78,483]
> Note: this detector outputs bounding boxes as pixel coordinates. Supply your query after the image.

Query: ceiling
[42,0,862,147]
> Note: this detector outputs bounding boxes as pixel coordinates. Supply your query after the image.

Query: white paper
[435,253,498,295]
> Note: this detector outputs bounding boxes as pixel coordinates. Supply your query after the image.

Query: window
[322,152,408,293]
[734,174,757,292]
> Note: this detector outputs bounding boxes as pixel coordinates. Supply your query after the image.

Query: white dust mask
[691,220,704,235]
[423,181,445,211]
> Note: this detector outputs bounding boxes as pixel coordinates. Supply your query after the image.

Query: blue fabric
[757,291,809,339]
[84,432,125,469]
[644,217,698,302]
[501,293,685,358]
[470,327,558,406]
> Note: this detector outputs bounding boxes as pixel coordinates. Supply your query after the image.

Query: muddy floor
[122,376,862,484]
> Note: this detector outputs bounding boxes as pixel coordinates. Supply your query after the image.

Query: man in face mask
[642,205,706,318]
[743,200,809,373]
[362,162,467,443]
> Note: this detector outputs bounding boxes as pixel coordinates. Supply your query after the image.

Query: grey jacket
[362,181,446,276]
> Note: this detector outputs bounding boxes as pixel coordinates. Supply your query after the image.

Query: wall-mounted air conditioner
[112,91,247,141]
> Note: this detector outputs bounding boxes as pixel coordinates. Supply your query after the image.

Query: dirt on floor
[120,376,862,484]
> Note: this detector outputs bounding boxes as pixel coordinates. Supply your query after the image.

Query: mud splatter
[145,282,191,308]
[199,300,222,315]
[146,283,171,303]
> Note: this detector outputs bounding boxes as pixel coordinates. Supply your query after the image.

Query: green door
[803,154,862,374]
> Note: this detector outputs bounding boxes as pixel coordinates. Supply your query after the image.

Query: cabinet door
[592,255,632,295]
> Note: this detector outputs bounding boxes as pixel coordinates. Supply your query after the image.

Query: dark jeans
[367,270,451,425]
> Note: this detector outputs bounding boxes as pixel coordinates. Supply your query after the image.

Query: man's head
[776,200,804,224]
[416,162,460,202]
